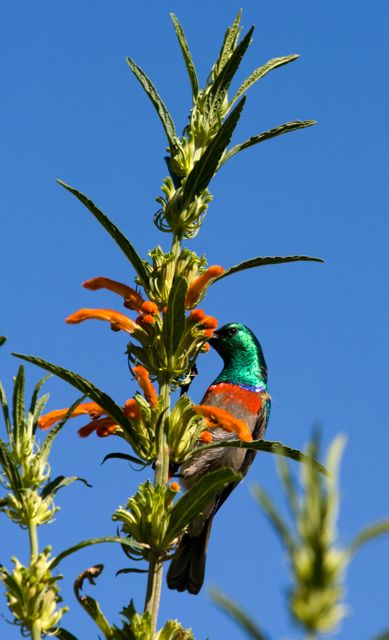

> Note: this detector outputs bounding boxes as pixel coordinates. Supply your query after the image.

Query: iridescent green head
[209,323,268,389]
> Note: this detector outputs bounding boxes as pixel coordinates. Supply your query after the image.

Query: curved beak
[208,330,220,347]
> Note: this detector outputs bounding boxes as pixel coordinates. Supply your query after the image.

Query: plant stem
[28,520,39,560]
[144,376,171,636]
[144,232,182,636]
[28,520,42,640]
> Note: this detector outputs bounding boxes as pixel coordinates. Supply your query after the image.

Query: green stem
[144,232,182,636]
[144,376,171,636]
[28,520,39,560]
[28,521,42,640]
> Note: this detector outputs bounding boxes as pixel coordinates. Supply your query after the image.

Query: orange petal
[133,365,158,408]
[202,342,211,353]
[169,481,180,492]
[203,329,214,338]
[201,315,218,330]
[199,430,213,443]
[124,398,142,421]
[39,402,105,431]
[78,416,117,438]
[83,277,144,312]
[193,405,252,442]
[136,314,155,327]
[141,301,159,315]
[189,309,206,323]
[185,266,224,308]
[66,308,138,334]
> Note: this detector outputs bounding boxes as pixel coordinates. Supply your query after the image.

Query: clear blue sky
[1,1,388,638]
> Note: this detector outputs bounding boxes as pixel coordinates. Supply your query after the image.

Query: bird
[167,322,271,594]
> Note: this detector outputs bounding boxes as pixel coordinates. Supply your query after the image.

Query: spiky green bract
[253,436,389,635]
[73,566,194,640]
[126,11,315,239]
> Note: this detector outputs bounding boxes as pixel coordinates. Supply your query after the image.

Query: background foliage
[1,1,388,638]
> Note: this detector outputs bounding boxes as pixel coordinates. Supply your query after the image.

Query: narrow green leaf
[210,588,269,640]
[252,484,295,551]
[75,594,113,638]
[41,475,92,499]
[126,57,177,148]
[183,97,246,204]
[102,452,148,467]
[215,9,243,73]
[31,393,50,433]
[13,354,135,443]
[0,336,6,346]
[12,365,25,442]
[57,629,80,640]
[0,382,11,437]
[192,439,329,476]
[29,374,51,417]
[209,27,254,116]
[349,519,389,556]
[230,54,299,108]
[220,120,317,166]
[0,440,23,498]
[216,255,324,281]
[56,180,149,288]
[163,276,187,355]
[170,14,199,99]
[50,536,146,570]
[116,567,148,576]
[39,396,86,465]
[168,467,241,542]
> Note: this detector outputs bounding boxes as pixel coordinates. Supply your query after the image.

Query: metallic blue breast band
[212,381,267,393]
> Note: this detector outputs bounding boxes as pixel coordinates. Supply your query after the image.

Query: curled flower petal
[66,308,138,334]
[201,315,218,330]
[189,309,206,323]
[78,416,118,438]
[193,405,253,442]
[185,265,224,308]
[83,277,144,312]
[133,365,158,408]
[136,314,155,327]
[141,301,159,315]
[38,402,105,431]
[123,398,142,421]
[199,431,213,443]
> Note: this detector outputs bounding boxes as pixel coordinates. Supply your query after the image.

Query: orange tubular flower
[201,315,218,330]
[202,342,211,353]
[189,309,206,323]
[203,328,214,339]
[199,430,213,443]
[185,265,224,308]
[66,309,138,334]
[79,416,118,438]
[136,314,155,327]
[83,277,144,312]
[38,402,105,431]
[133,365,158,408]
[193,405,253,442]
[141,301,159,315]
[124,398,142,421]
[169,481,181,492]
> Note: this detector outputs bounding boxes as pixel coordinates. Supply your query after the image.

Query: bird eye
[228,327,238,336]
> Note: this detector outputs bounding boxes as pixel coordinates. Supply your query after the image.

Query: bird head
[209,323,267,384]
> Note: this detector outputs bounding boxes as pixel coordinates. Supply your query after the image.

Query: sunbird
[167,323,271,594]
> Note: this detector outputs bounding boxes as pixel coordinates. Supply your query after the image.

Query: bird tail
[166,517,213,595]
